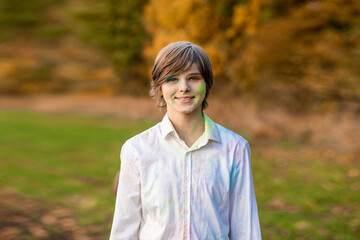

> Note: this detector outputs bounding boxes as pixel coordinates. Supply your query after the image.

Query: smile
[175,96,195,103]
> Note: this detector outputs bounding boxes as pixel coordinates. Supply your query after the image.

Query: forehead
[181,63,200,74]
[170,63,201,77]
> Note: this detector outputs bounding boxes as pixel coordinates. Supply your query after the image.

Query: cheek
[161,85,169,98]
[161,86,175,104]
[197,82,206,98]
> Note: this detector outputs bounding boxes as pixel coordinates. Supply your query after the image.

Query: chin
[175,105,202,114]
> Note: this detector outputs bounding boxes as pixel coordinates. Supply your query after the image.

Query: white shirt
[110,114,262,240]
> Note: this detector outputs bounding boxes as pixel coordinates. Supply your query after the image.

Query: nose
[179,79,190,92]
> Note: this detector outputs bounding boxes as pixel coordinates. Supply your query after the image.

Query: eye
[165,76,178,83]
[189,76,200,81]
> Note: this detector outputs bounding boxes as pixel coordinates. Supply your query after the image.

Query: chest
[138,146,233,211]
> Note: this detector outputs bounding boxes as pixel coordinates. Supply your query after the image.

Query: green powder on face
[198,82,206,96]
[168,93,175,104]
[165,76,176,83]
[192,82,206,107]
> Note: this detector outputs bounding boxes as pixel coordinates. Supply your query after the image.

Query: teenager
[110,41,262,239]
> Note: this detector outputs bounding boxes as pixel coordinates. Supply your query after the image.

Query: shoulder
[121,122,162,156]
[215,122,249,149]
[213,122,251,169]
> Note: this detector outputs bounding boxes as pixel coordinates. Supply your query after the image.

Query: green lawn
[0,111,359,239]
[0,111,155,238]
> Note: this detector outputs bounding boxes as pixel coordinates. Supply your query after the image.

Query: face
[160,63,206,117]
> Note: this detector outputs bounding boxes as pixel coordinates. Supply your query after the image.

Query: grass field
[0,111,359,239]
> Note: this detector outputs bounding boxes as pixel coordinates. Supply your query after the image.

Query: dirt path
[1,94,359,165]
[1,94,359,149]
[0,189,104,240]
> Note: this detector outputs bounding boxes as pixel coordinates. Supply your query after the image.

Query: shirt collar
[160,113,221,144]
[204,113,221,143]
[160,113,176,139]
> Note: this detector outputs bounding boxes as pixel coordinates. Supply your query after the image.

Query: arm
[229,142,262,240]
[113,170,120,196]
[110,142,142,240]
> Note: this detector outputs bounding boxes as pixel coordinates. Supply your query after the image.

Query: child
[110,41,262,239]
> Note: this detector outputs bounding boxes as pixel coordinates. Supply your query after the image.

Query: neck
[167,109,205,148]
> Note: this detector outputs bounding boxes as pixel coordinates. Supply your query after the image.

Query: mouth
[174,96,195,103]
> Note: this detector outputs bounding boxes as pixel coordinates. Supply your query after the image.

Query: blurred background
[0,0,359,239]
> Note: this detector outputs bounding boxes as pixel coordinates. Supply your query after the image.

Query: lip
[175,96,195,104]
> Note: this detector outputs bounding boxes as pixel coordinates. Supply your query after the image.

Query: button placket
[187,152,192,239]
[182,151,191,240]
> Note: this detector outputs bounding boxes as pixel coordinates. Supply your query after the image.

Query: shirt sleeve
[229,141,262,240]
[110,141,142,240]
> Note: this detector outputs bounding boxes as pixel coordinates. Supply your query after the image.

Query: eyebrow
[166,72,202,81]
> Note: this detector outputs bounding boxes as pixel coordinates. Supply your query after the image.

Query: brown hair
[150,41,214,110]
